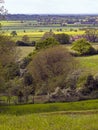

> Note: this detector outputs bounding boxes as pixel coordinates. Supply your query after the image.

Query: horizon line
[7,13,98,15]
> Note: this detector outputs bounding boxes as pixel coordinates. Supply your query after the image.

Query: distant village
[6,14,98,26]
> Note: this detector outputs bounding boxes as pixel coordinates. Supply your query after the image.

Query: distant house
[74,22,81,25]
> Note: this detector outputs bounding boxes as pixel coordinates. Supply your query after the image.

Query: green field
[17,44,98,75]
[0,99,98,130]
[1,20,85,42]
[78,55,98,74]
[17,46,35,60]
[0,113,98,130]
[2,30,84,42]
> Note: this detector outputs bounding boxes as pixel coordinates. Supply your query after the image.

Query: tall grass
[0,113,98,130]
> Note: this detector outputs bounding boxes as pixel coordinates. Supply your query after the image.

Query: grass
[17,46,35,60]
[0,99,98,130]
[77,55,98,74]
[0,113,98,130]
[0,99,98,115]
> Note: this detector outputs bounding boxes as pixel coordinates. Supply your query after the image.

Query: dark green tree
[55,33,70,44]
[41,31,55,41]
[10,31,17,37]
[35,37,59,50]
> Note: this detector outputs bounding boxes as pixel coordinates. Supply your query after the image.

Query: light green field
[77,55,98,74]
[0,99,98,130]
[0,113,98,130]
[17,46,35,60]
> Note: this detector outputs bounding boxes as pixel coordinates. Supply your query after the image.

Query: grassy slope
[0,99,98,115]
[77,55,98,74]
[17,46,35,60]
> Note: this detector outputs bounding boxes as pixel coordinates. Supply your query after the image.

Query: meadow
[0,99,98,130]
[0,113,98,130]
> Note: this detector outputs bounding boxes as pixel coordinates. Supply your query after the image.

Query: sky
[3,0,98,14]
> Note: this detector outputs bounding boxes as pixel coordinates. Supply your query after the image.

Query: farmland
[1,20,85,42]
[1,16,98,130]
[2,19,97,76]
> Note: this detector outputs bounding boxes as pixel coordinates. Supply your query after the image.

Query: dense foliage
[72,38,95,55]
[35,37,59,50]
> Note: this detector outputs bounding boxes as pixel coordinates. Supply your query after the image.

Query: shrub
[72,38,96,55]
[35,37,59,50]
[28,46,77,95]
[55,33,70,44]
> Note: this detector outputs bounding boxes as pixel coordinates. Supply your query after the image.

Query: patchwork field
[1,20,85,42]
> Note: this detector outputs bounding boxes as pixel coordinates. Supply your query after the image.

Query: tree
[10,31,17,37]
[0,0,8,20]
[78,74,96,96]
[55,33,70,44]
[22,35,30,43]
[72,38,95,55]
[35,37,59,50]
[0,35,17,94]
[0,0,8,30]
[28,46,77,97]
[41,31,55,41]
[0,35,16,66]
[85,29,98,42]
[23,73,34,103]
[4,63,20,80]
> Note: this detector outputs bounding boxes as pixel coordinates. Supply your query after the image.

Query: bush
[72,38,96,56]
[16,41,35,46]
[28,46,76,95]
[41,31,55,41]
[35,37,59,50]
[55,33,70,44]
[78,74,96,96]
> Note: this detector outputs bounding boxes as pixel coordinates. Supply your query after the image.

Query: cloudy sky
[3,0,98,14]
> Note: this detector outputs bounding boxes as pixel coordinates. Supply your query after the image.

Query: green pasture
[77,55,98,74]
[0,20,37,26]
[0,99,98,130]
[0,99,98,115]
[0,113,98,130]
